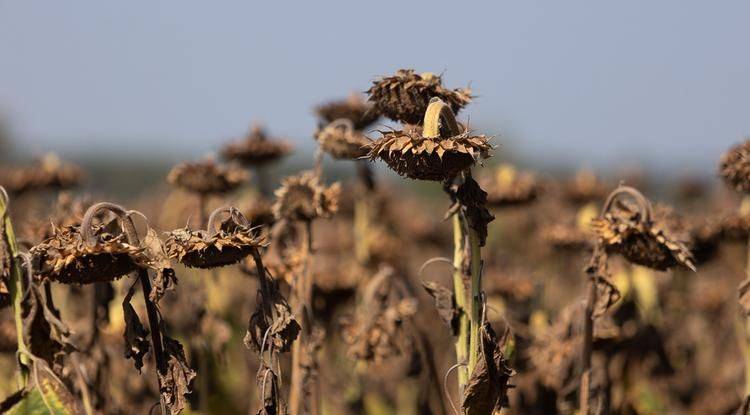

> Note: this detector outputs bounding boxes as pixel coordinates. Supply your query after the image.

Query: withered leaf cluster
[528,304,619,393]
[367,69,472,125]
[342,268,418,364]
[314,92,379,130]
[245,278,300,354]
[366,125,491,182]
[462,323,514,415]
[445,175,495,246]
[160,335,196,415]
[165,207,267,269]
[167,159,248,195]
[273,171,340,222]
[314,119,372,160]
[0,153,84,195]
[719,139,750,193]
[256,363,286,415]
[30,222,145,284]
[122,286,150,372]
[590,188,696,272]
[221,124,293,166]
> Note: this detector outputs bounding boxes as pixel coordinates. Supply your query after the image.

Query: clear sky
[0,1,748,174]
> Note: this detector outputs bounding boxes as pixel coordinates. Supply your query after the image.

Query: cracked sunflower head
[165,206,266,268]
[366,98,491,181]
[0,153,84,195]
[314,92,379,130]
[314,119,372,160]
[590,186,696,272]
[272,171,340,222]
[367,69,472,125]
[30,204,146,284]
[167,158,248,195]
[485,164,540,207]
[719,139,750,193]
[220,124,293,166]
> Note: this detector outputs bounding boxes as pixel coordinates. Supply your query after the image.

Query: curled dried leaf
[122,286,150,372]
[421,280,458,336]
[159,335,196,415]
[462,323,514,415]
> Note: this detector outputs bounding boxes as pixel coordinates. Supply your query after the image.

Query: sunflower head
[220,124,293,166]
[485,164,541,207]
[0,153,84,195]
[366,98,491,181]
[30,204,146,284]
[165,207,266,269]
[719,139,750,193]
[315,92,379,130]
[314,119,372,160]
[273,171,340,222]
[367,69,472,125]
[562,169,607,204]
[167,159,248,195]
[590,186,696,272]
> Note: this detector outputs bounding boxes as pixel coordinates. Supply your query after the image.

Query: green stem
[0,194,30,388]
[451,214,469,396]
[466,226,482,375]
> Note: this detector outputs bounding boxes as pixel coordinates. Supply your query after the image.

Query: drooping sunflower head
[485,164,541,208]
[167,158,248,195]
[220,124,293,167]
[719,139,750,193]
[590,186,696,272]
[165,207,266,269]
[272,171,340,222]
[315,92,379,130]
[367,69,473,125]
[366,98,491,181]
[314,119,372,160]
[0,153,84,195]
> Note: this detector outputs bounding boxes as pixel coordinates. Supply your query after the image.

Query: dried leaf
[159,336,196,415]
[462,323,514,415]
[122,285,150,372]
[421,280,458,336]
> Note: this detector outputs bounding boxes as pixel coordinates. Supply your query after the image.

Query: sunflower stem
[466,225,482,377]
[451,213,469,398]
[0,193,30,389]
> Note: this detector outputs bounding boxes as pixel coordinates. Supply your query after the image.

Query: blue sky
[0,1,748,174]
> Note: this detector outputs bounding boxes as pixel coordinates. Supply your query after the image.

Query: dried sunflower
[220,124,293,166]
[719,139,750,192]
[314,119,372,160]
[0,153,84,195]
[590,186,696,272]
[30,204,147,284]
[242,197,276,228]
[366,98,491,181]
[167,159,248,195]
[562,169,607,204]
[485,164,540,207]
[367,69,472,125]
[314,92,379,130]
[273,171,340,222]
[341,267,418,364]
[165,207,266,269]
